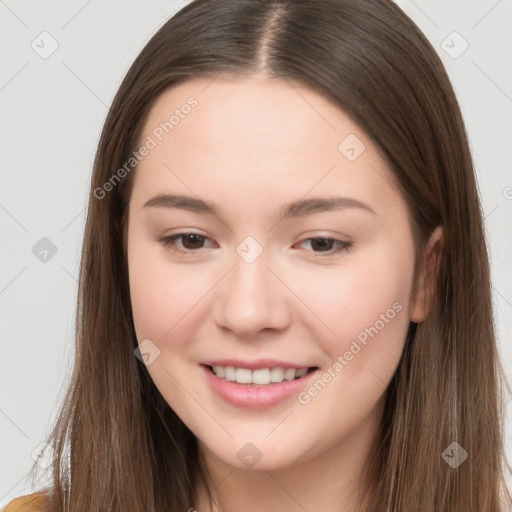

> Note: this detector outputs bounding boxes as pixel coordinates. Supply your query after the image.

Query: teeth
[211,365,311,385]
[295,367,309,378]
[224,366,236,381]
[236,368,252,384]
[270,367,284,382]
[252,368,270,385]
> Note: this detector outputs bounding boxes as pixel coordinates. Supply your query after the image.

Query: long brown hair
[29,0,511,510]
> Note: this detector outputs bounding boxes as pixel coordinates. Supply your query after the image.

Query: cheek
[291,265,411,419]
[288,247,413,371]
[128,241,207,346]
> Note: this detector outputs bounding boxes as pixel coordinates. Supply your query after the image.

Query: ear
[410,225,444,323]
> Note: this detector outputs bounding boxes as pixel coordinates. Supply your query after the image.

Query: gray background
[1,0,511,506]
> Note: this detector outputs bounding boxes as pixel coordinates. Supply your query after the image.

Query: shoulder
[3,491,48,512]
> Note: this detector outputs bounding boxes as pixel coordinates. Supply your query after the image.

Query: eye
[295,237,352,255]
[158,232,216,255]
[158,233,352,257]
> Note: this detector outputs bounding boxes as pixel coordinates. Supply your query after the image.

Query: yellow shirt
[3,491,47,511]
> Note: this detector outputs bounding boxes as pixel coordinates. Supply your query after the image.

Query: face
[126,74,431,472]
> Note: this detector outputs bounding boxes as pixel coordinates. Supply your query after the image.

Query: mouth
[200,363,320,409]
[202,364,319,386]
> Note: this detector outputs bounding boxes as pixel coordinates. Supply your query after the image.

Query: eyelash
[158,233,353,257]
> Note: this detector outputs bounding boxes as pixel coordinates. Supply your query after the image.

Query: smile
[201,364,319,409]
[208,365,316,385]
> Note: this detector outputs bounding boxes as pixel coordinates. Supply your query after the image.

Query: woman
[5,0,511,510]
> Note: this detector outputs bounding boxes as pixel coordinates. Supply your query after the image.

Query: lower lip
[200,364,318,410]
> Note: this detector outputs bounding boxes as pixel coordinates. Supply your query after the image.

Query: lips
[200,363,319,409]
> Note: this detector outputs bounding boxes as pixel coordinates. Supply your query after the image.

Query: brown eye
[297,237,352,255]
[179,233,206,250]
[158,233,214,254]
[309,238,335,252]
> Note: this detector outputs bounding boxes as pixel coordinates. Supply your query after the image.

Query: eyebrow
[143,194,377,218]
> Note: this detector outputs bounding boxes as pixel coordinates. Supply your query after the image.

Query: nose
[213,250,291,339]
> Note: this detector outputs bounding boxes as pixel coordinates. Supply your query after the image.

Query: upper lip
[201,358,316,370]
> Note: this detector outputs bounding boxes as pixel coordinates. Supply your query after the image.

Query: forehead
[130,75,403,221]
[141,74,357,158]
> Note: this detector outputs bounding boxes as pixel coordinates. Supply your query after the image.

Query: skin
[126,73,443,512]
